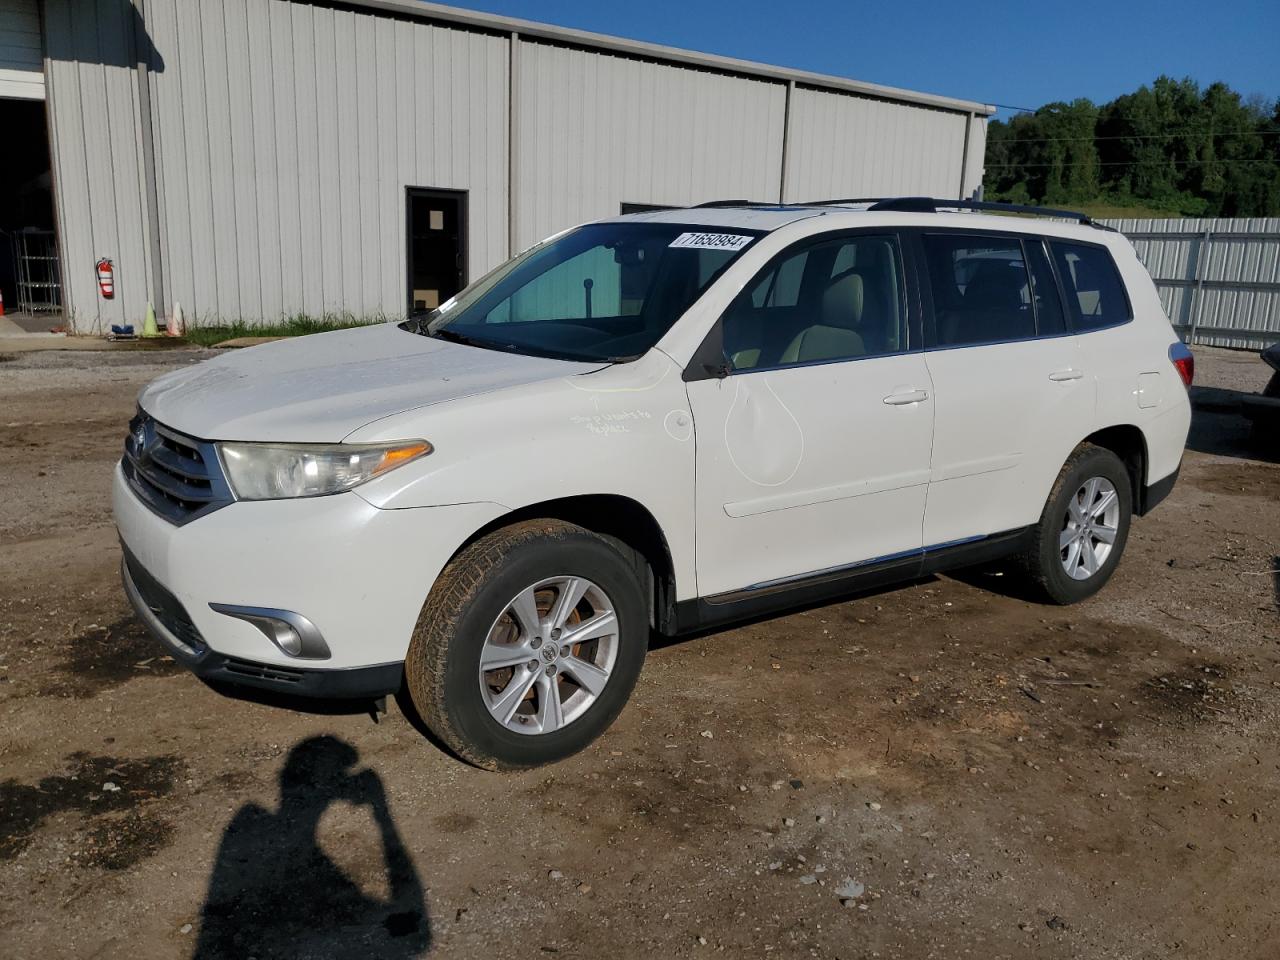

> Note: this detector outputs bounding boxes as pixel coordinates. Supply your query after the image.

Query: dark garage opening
[0,98,61,328]
[406,188,466,315]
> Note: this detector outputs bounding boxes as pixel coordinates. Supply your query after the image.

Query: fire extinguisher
[96,258,115,299]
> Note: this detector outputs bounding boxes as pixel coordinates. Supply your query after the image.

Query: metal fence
[1101,217,1280,350]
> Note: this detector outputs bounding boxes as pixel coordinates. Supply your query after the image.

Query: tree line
[983,76,1280,216]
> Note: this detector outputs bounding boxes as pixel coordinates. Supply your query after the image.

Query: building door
[406,188,466,315]
[0,97,61,325]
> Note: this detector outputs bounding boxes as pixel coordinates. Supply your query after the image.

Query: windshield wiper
[428,325,627,364]
[429,326,490,348]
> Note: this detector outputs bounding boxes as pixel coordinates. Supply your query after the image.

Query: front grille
[122,410,234,525]
[122,545,207,655]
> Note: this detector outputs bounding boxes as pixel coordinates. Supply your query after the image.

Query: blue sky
[442,0,1280,118]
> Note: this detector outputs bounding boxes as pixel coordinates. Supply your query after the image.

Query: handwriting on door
[571,409,653,436]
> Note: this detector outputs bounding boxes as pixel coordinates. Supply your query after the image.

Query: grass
[1075,202,1186,222]
[182,314,387,348]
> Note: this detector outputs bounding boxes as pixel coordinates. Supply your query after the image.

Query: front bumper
[113,461,506,682]
[122,549,404,698]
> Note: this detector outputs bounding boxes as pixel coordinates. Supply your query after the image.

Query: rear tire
[403,519,648,770]
[1018,443,1132,605]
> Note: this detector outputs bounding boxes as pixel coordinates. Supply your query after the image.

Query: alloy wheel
[477,576,619,735]
[1059,476,1120,581]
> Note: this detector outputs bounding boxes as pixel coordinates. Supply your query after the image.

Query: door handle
[883,389,929,406]
[1049,369,1084,382]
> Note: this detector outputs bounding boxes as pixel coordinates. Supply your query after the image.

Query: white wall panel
[962,114,987,198]
[784,87,969,202]
[68,0,509,328]
[44,0,154,332]
[513,42,786,250]
[244,0,283,321]
[328,6,358,315]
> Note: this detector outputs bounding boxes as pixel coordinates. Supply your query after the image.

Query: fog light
[208,604,330,660]
[268,621,303,657]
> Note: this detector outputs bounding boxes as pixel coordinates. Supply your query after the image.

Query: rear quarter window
[1049,241,1132,332]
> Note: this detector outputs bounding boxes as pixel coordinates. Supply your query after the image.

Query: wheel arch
[1081,423,1153,514]
[450,494,681,635]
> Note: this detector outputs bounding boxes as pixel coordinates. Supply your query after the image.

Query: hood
[139,323,603,442]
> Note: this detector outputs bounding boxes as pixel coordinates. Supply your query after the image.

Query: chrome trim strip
[208,603,332,660]
[122,409,236,526]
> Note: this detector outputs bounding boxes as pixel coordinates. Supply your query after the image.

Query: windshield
[410,222,763,362]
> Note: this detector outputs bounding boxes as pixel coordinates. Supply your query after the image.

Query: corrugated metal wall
[1104,218,1280,349]
[44,0,156,331]
[512,41,786,250]
[0,0,45,99]
[48,0,507,332]
[783,87,972,202]
[961,113,986,200]
[42,0,987,331]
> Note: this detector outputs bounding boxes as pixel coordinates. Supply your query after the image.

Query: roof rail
[805,196,1115,230]
[798,197,883,207]
[691,199,776,208]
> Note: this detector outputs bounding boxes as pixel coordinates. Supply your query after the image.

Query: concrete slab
[0,311,66,335]
[0,334,191,353]
[0,315,65,339]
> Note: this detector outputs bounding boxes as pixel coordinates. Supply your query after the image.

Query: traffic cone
[142,301,159,337]
[167,300,185,337]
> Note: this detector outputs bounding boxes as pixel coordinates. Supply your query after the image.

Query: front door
[687,232,935,598]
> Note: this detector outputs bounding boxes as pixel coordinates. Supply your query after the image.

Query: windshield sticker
[668,232,753,252]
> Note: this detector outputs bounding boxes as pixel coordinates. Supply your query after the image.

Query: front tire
[1019,444,1133,604]
[404,519,648,769]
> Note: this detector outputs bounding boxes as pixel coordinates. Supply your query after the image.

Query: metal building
[3,0,992,333]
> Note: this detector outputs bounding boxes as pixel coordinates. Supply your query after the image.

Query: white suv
[115,198,1192,768]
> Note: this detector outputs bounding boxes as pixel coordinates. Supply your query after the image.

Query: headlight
[216,440,432,500]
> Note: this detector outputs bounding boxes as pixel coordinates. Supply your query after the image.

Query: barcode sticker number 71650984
[668,233,754,252]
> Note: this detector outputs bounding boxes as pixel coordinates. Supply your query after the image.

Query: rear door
[914,230,1095,546]
[686,231,935,598]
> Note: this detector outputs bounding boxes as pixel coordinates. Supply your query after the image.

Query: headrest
[963,262,1025,311]
[822,271,864,330]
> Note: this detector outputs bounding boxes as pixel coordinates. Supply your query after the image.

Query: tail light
[1169,341,1194,388]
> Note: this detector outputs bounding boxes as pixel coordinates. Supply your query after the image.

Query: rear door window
[922,234,1035,346]
[1049,241,1131,332]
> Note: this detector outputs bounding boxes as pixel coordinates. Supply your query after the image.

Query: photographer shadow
[194,736,430,959]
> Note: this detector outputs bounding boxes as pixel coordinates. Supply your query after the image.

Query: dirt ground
[1,344,1277,960]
